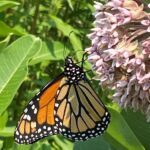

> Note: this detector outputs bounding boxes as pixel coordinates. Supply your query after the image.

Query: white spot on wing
[34,108,37,114]
[48,127,51,131]
[16,131,19,135]
[103,117,106,122]
[27,115,31,121]
[38,128,41,133]
[31,105,35,109]
[23,115,27,119]
[55,103,59,107]
[24,108,28,113]
[29,101,33,105]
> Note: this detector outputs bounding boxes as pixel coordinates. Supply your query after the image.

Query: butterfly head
[64,57,85,84]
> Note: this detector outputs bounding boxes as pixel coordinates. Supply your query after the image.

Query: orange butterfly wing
[14,74,64,144]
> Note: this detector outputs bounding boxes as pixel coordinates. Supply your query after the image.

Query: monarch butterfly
[14,56,110,144]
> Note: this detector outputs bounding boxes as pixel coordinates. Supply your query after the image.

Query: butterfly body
[64,57,85,84]
[15,57,110,144]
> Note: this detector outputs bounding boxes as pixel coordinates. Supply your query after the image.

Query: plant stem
[30,0,40,34]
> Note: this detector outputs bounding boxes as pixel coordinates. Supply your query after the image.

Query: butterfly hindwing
[54,79,110,141]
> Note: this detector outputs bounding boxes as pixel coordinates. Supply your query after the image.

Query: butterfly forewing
[15,75,64,144]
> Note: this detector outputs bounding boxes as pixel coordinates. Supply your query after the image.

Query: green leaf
[0,140,3,150]
[3,137,14,149]
[0,21,25,37]
[35,141,52,150]
[50,15,79,35]
[52,136,74,150]
[0,35,42,115]
[66,0,74,10]
[0,126,15,137]
[14,141,49,150]
[49,15,83,59]
[0,1,20,12]
[105,108,145,150]
[74,137,111,150]
[122,109,150,150]
[30,40,70,65]
[0,33,12,51]
[13,144,31,150]
[0,111,8,130]
[145,0,150,4]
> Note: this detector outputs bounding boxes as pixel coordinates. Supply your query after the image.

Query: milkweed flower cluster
[86,0,150,121]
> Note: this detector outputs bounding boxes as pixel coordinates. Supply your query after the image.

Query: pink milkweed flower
[106,0,124,8]
[94,12,117,32]
[138,73,150,90]
[86,0,150,121]
[115,7,131,25]
[94,1,105,11]
[142,39,150,57]
[141,16,150,32]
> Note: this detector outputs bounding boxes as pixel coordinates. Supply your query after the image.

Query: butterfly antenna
[63,39,67,59]
[81,52,88,69]
[63,31,75,59]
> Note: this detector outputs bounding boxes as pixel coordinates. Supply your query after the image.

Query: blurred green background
[0,0,150,150]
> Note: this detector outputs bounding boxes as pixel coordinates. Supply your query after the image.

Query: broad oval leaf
[49,15,83,60]
[0,111,8,130]
[104,108,145,150]
[0,140,3,150]
[0,35,42,115]
[122,109,150,150]
[0,33,12,52]
[30,40,71,65]
[0,21,25,37]
[0,126,15,137]
[74,137,111,150]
